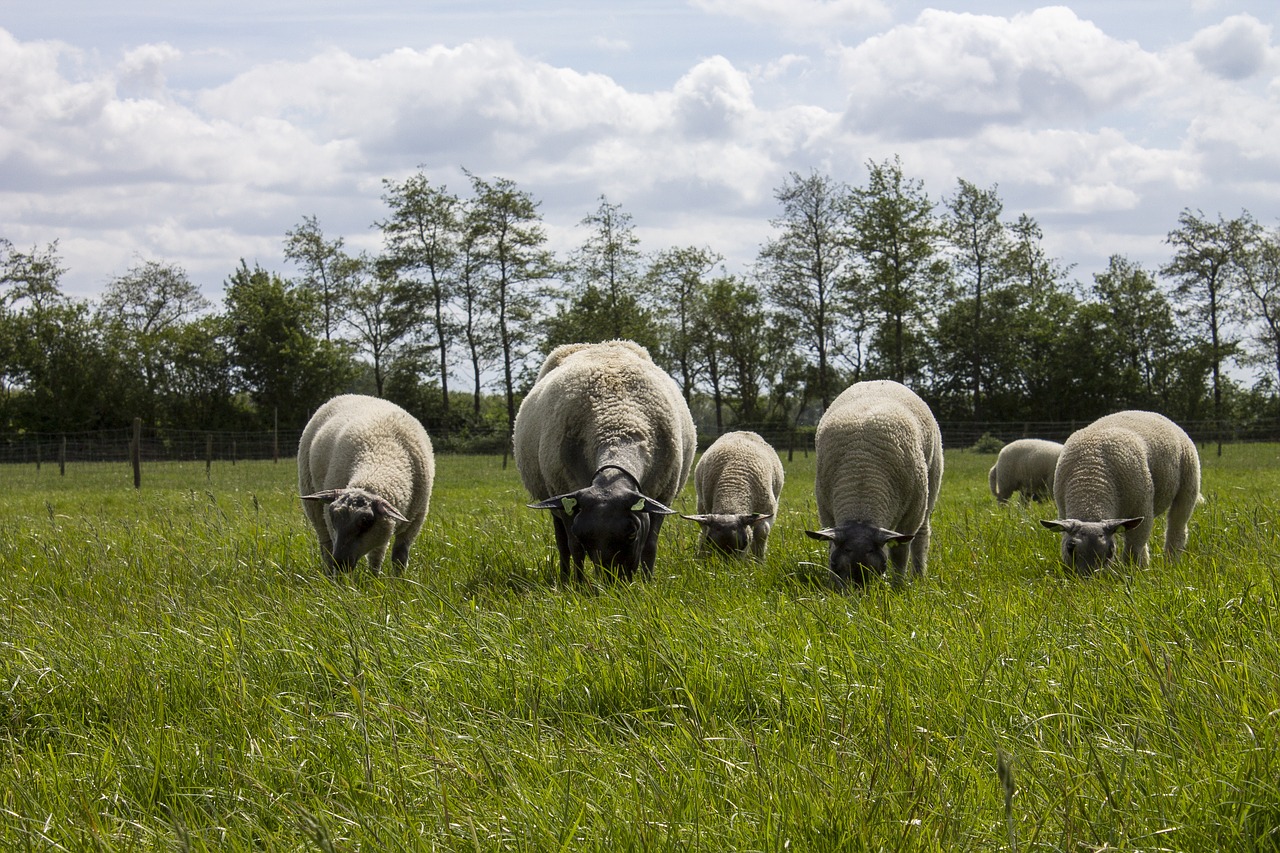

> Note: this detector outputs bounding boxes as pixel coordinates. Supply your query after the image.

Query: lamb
[681,430,784,561]
[804,380,943,589]
[1040,410,1200,574]
[514,340,697,582]
[298,394,435,575]
[988,438,1064,504]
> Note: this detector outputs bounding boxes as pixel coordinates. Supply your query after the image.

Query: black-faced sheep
[1040,409,1200,574]
[298,394,435,575]
[988,438,1063,504]
[514,340,697,582]
[681,430,784,561]
[805,380,943,589]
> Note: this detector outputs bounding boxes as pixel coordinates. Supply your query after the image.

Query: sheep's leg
[320,541,338,575]
[390,537,411,574]
[1123,518,1154,566]
[1164,485,1197,561]
[909,520,931,580]
[552,515,586,583]
[367,543,390,577]
[639,514,666,579]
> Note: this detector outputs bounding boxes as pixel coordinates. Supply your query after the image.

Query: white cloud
[838,7,1166,137]
[692,0,891,39]
[1189,14,1274,79]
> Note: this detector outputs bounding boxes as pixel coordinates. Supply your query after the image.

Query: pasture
[1,445,1279,851]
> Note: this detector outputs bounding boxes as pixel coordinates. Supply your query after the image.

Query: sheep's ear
[372,498,410,524]
[805,528,836,542]
[1040,519,1071,532]
[681,514,711,525]
[744,513,774,524]
[301,489,346,503]
[632,496,676,515]
[1105,517,1144,533]
[874,527,914,545]
[528,494,578,515]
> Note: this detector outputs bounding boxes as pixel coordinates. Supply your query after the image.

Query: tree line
[3,159,1279,443]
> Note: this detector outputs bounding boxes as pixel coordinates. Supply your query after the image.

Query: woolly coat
[1053,410,1200,563]
[513,340,696,505]
[989,438,1063,503]
[814,380,943,573]
[298,394,435,569]
[695,431,784,517]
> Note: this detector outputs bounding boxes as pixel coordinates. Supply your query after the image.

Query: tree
[758,170,858,409]
[466,173,555,436]
[223,261,356,429]
[702,275,770,425]
[97,259,210,425]
[646,246,721,401]
[283,215,351,342]
[566,196,647,338]
[848,156,945,385]
[1091,255,1182,410]
[944,179,1008,419]
[345,254,416,397]
[0,239,67,315]
[378,174,462,415]
[1161,209,1252,436]
[1236,223,1280,401]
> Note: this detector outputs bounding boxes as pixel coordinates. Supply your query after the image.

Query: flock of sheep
[296,340,1203,587]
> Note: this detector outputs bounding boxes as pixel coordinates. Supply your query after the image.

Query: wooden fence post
[35,438,41,472]
[206,433,213,481]
[59,436,66,477]
[132,417,142,489]
[273,407,279,464]
[231,440,237,466]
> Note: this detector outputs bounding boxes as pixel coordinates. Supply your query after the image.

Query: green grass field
[1,445,1279,851]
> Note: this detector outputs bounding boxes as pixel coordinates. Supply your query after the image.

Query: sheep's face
[806,521,913,590]
[301,487,410,572]
[681,513,772,559]
[1040,517,1143,575]
[530,482,676,578]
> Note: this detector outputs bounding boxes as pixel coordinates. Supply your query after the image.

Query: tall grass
[1,446,1278,850]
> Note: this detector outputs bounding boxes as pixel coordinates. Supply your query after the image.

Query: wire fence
[3,417,1278,469]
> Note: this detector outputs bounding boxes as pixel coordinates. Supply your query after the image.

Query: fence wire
[2,417,1277,468]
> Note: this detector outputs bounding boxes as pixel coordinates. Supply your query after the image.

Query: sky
[2,0,1278,303]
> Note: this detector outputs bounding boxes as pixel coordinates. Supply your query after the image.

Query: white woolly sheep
[1040,410,1200,574]
[805,380,943,589]
[988,438,1064,504]
[514,340,697,582]
[298,394,435,575]
[681,430,784,561]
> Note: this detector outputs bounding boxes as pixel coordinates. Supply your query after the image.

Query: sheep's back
[815,382,940,532]
[299,395,434,521]
[695,431,783,514]
[1056,411,1193,521]
[515,341,695,503]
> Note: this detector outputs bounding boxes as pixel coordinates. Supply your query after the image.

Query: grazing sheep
[681,430,784,561]
[805,380,943,589]
[298,394,435,575]
[1040,410,1200,574]
[514,340,697,582]
[988,438,1064,504]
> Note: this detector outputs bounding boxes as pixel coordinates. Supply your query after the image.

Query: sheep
[681,430,784,561]
[298,394,435,575]
[805,380,943,589]
[1040,410,1200,574]
[988,438,1064,504]
[514,340,697,582]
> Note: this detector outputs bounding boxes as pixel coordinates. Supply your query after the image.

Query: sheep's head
[681,513,773,559]
[1040,517,1143,575]
[529,483,675,578]
[805,521,913,590]
[301,487,409,571]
